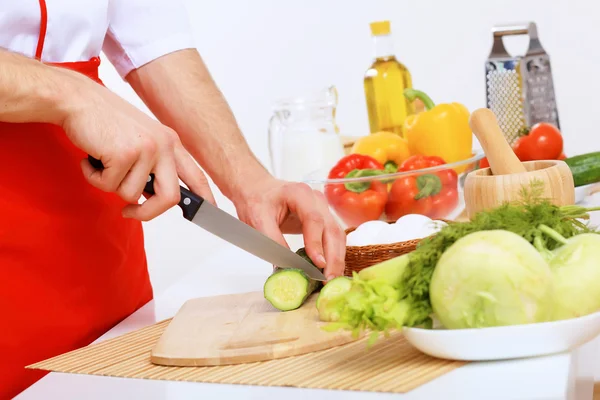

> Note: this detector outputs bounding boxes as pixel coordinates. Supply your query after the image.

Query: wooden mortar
[463,108,575,219]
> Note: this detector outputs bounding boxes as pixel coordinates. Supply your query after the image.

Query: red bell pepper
[385,155,459,220]
[324,154,388,227]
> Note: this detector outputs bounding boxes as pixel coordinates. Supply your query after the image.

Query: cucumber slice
[264,268,321,311]
[316,276,353,322]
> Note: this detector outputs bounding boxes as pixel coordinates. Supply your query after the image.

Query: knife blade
[88,156,327,281]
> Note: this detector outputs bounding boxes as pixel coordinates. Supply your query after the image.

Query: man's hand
[233,177,346,280]
[59,72,216,221]
[0,48,215,221]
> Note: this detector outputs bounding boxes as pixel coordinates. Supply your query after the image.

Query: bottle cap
[370,20,391,36]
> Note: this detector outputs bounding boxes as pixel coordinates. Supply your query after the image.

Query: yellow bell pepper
[402,89,473,172]
[350,131,411,173]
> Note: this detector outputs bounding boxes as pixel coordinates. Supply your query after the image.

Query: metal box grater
[485,22,560,145]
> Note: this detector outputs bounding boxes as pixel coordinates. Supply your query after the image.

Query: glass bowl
[303,151,485,229]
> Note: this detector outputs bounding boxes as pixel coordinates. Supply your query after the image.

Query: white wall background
[99,0,600,295]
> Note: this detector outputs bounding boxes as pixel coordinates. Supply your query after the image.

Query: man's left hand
[233,177,346,280]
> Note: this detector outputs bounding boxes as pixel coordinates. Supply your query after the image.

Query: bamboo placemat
[28,319,466,394]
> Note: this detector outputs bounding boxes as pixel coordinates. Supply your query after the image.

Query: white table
[16,194,600,400]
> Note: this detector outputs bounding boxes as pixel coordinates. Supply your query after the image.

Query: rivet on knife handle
[87,155,204,221]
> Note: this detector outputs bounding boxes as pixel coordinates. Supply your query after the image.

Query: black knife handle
[87,155,203,221]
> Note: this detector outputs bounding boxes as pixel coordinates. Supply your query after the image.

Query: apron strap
[35,0,48,60]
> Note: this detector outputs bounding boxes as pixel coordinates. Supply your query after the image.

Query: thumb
[174,143,217,206]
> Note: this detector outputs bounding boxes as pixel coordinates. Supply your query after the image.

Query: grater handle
[492,23,536,38]
[490,22,545,57]
[469,108,527,176]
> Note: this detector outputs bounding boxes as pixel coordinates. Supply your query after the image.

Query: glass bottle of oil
[364,20,414,136]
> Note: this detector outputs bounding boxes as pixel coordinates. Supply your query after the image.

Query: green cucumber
[563,152,600,187]
[263,248,323,311]
[295,247,313,265]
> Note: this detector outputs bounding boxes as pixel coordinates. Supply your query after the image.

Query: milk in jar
[268,86,345,182]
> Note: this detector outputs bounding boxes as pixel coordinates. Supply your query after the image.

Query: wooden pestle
[463,108,575,218]
[469,108,527,175]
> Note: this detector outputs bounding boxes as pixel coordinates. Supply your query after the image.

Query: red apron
[0,1,153,398]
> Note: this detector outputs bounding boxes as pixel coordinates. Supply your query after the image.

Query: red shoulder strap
[35,0,48,60]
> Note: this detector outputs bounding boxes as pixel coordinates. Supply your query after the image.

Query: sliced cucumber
[264,247,324,312]
[316,276,353,322]
[264,268,320,311]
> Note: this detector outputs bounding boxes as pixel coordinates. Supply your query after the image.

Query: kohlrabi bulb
[549,233,600,321]
[429,230,554,329]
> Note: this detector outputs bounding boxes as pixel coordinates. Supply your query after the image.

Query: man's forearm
[126,49,271,201]
[0,49,79,125]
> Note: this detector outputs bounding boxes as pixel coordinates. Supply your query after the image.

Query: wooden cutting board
[150,291,363,367]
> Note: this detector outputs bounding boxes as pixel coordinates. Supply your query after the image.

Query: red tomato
[512,137,532,161]
[479,157,490,169]
[513,123,563,161]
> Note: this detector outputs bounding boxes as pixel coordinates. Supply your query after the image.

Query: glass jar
[268,86,345,183]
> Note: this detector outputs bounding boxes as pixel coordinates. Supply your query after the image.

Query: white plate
[575,184,593,203]
[403,311,600,361]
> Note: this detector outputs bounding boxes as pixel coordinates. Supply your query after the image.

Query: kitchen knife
[87,156,327,281]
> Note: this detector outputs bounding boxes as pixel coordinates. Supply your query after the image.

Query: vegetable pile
[323,88,476,226]
[316,181,600,342]
[324,153,461,226]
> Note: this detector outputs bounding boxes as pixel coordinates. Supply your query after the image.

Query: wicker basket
[343,227,422,277]
[342,219,452,277]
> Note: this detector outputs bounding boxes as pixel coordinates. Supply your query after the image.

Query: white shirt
[0,0,195,78]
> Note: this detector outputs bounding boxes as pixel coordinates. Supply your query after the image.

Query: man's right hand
[57,69,216,221]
